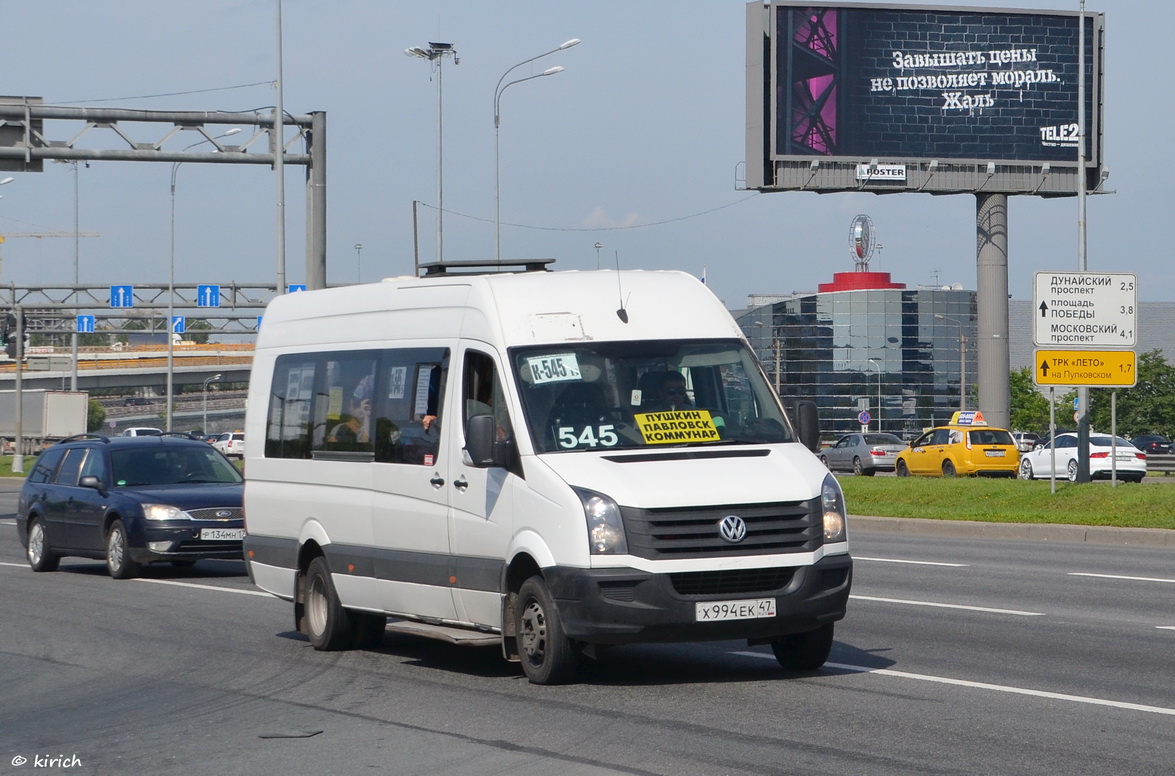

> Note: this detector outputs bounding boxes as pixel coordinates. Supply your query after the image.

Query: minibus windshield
[511,339,796,453]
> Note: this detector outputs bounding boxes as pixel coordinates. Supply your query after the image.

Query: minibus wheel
[305,556,353,651]
[771,623,834,671]
[516,576,578,685]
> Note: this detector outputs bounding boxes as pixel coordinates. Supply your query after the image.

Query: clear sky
[0,0,1164,312]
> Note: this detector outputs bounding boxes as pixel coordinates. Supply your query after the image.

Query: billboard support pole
[976,193,1011,431]
[1075,1,1091,483]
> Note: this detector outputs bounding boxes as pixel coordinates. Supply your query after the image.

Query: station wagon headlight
[143,504,190,521]
[573,487,628,555]
[820,474,848,543]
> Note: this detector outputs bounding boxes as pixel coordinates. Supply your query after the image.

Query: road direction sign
[1034,349,1137,387]
[197,284,221,307]
[287,284,307,293]
[76,315,95,333]
[1032,271,1136,347]
[172,315,186,334]
[109,285,134,308]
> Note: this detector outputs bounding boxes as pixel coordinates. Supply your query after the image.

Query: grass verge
[838,475,1175,530]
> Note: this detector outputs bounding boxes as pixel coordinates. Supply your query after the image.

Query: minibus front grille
[620,500,820,560]
[669,567,795,596]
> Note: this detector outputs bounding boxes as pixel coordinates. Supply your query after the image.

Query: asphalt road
[1,480,1172,775]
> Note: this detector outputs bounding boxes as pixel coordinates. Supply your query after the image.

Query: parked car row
[823,416,1158,482]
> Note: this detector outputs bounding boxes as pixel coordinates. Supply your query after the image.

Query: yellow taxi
[895,411,1020,478]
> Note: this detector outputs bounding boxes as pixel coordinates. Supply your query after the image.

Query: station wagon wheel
[895,460,910,477]
[772,623,834,671]
[516,576,578,685]
[26,517,60,572]
[941,460,957,477]
[106,519,141,579]
[1067,459,1079,483]
[1018,458,1035,480]
[305,556,354,651]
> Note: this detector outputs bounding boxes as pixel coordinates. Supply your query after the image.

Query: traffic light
[3,311,21,360]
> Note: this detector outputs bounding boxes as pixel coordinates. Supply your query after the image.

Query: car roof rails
[59,434,110,444]
[418,259,555,277]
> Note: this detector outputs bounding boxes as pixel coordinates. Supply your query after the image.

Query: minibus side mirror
[464,414,500,467]
[795,400,820,453]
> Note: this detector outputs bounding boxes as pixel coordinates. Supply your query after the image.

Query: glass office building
[736,270,977,439]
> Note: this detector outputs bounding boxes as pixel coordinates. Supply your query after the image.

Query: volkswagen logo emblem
[718,515,747,544]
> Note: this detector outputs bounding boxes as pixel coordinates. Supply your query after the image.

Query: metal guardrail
[1147,454,1175,475]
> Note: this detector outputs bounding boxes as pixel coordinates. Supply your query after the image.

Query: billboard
[745,3,1105,195]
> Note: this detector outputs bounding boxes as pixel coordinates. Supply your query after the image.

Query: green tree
[186,319,213,345]
[1088,349,1175,438]
[1009,367,1053,433]
[87,399,106,432]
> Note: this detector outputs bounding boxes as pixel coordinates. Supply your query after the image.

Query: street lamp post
[935,314,968,412]
[203,373,222,435]
[868,358,882,431]
[406,42,458,265]
[354,243,363,283]
[169,129,240,430]
[494,38,580,261]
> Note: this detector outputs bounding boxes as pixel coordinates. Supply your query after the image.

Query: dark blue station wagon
[16,434,244,579]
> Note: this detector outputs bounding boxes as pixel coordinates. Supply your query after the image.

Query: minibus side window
[266,356,318,459]
[462,350,513,449]
[372,350,449,466]
[322,356,378,455]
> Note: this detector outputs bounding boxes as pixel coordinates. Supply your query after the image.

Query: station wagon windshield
[511,339,796,453]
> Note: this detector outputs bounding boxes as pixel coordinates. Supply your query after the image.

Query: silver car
[821,432,906,476]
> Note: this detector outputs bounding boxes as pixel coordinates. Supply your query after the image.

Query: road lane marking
[734,653,1175,717]
[1158,626,1175,631]
[850,594,1043,616]
[0,561,27,568]
[855,556,968,567]
[133,578,272,597]
[1070,572,1175,584]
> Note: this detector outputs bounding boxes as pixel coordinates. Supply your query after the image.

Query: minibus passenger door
[366,351,460,622]
[448,348,517,628]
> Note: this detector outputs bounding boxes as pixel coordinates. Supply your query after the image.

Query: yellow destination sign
[634,409,721,444]
[1034,349,1137,387]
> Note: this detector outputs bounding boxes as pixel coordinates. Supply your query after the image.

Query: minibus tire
[771,623,834,671]
[305,557,353,651]
[516,576,578,685]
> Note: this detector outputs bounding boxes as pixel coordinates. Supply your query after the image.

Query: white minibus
[243,265,852,684]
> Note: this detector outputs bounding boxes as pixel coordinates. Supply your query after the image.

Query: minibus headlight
[820,474,848,543]
[143,504,189,521]
[573,487,628,555]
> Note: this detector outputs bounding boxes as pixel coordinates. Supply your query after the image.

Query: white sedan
[1018,432,1147,483]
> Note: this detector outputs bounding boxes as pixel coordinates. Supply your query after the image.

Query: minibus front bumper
[542,553,852,645]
